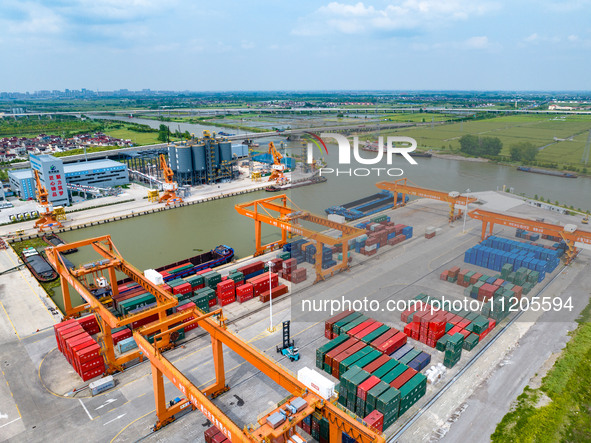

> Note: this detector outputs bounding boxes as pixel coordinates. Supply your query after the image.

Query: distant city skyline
[1,0,590,92]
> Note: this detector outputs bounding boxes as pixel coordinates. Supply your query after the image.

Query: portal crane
[376,178,478,223]
[235,194,365,282]
[267,141,287,185]
[45,235,179,373]
[33,169,62,231]
[469,208,591,264]
[158,153,183,206]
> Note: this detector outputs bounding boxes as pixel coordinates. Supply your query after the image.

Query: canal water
[53,118,591,311]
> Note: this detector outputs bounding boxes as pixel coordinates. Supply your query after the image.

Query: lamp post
[463,189,471,233]
[266,260,275,333]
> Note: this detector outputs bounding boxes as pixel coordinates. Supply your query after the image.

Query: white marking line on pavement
[79,399,93,420]
[95,398,117,410]
[103,414,126,426]
[0,417,21,429]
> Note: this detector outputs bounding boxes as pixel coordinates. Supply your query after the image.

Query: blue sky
[1,0,590,92]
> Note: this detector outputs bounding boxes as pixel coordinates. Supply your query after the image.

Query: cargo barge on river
[517,166,577,179]
[21,247,58,282]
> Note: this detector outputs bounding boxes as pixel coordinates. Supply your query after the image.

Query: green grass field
[103,128,161,146]
[374,114,591,167]
[491,300,591,442]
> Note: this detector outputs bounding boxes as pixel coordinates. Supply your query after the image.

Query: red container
[364,410,384,433]
[78,356,104,372]
[65,333,92,362]
[54,320,80,351]
[348,320,375,337]
[260,284,288,302]
[325,310,355,339]
[354,322,384,340]
[130,313,159,330]
[390,368,418,389]
[112,328,132,345]
[369,328,398,349]
[205,427,221,443]
[324,338,359,367]
[77,315,100,335]
[76,343,101,364]
[331,341,367,377]
[357,376,380,401]
[59,327,85,354]
[362,354,390,373]
[173,282,192,295]
[80,366,104,382]
[378,331,407,355]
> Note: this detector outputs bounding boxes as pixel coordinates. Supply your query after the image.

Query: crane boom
[469,208,591,263]
[267,142,287,184]
[158,153,183,206]
[376,178,478,223]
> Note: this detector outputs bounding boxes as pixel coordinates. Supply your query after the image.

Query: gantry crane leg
[203,336,229,398]
[151,365,193,430]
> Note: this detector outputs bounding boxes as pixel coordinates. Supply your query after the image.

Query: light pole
[266,260,275,333]
[463,189,471,233]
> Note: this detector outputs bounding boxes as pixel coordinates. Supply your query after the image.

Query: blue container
[391,343,413,360]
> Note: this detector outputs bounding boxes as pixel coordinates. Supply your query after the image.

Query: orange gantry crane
[45,235,179,373]
[235,194,365,282]
[47,235,384,442]
[158,153,183,206]
[267,141,287,185]
[469,208,591,264]
[33,169,63,231]
[376,178,478,223]
[135,307,385,442]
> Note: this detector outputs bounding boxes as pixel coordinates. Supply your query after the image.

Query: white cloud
[293,0,500,36]
[2,2,64,36]
[464,36,490,49]
[241,40,255,50]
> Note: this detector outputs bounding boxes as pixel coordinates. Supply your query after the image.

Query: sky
[0,0,590,92]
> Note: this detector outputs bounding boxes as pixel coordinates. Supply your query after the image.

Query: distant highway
[2,106,591,118]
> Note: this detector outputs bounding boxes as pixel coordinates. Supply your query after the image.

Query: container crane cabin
[158,153,183,206]
[33,169,63,231]
[375,178,478,223]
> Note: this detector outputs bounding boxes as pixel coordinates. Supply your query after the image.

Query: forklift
[276,321,300,362]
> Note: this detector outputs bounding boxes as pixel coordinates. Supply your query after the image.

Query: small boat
[21,247,58,282]
[42,234,78,254]
[265,185,281,192]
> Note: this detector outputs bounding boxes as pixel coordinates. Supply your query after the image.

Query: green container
[479,274,489,282]
[185,275,204,288]
[316,334,350,369]
[119,293,156,315]
[338,315,367,335]
[465,312,478,321]
[472,317,490,335]
[447,276,457,283]
[436,334,451,351]
[528,271,539,284]
[377,387,401,425]
[382,363,408,385]
[399,349,421,365]
[333,312,363,335]
[228,271,244,284]
[174,292,192,303]
[203,271,222,289]
[445,323,454,333]
[278,251,290,260]
[463,333,479,351]
[414,293,428,301]
[464,271,475,283]
[167,278,185,287]
[353,349,382,372]
[362,325,391,344]
[371,358,399,379]
[340,366,363,394]
[340,347,372,377]
[365,381,390,416]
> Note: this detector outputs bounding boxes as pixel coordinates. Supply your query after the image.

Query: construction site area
[0,175,590,443]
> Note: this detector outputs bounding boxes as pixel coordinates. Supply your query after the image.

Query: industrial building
[123,133,242,187]
[8,154,128,204]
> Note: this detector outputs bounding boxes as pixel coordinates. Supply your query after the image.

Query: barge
[326,190,409,221]
[21,247,58,282]
[43,233,78,254]
[517,166,577,178]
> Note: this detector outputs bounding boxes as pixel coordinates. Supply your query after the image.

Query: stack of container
[236,283,254,303]
[216,279,235,306]
[192,287,215,311]
[237,261,265,280]
[176,301,198,331]
[204,426,229,443]
[516,229,540,241]
[444,333,464,368]
[54,319,104,381]
[227,270,244,286]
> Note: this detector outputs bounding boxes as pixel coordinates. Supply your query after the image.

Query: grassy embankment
[491,299,591,442]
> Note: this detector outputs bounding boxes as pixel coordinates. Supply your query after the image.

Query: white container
[297,367,335,400]
[144,269,164,286]
[89,375,115,396]
[328,214,346,224]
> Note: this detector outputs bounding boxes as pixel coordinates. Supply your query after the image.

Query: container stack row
[464,235,562,279]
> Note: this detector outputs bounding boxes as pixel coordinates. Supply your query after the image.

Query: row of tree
[459,135,539,163]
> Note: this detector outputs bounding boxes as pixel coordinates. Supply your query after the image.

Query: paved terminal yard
[0,192,589,442]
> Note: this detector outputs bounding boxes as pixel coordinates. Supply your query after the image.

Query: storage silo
[207,141,220,168]
[219,142,232,163]
[191,144,206,171]
[176,146,193,173]
[167,145,177,171]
